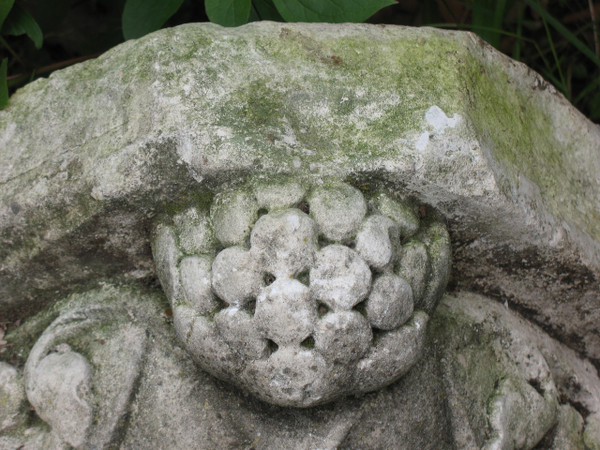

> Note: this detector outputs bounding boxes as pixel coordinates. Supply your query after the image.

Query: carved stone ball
[152,180,451,407]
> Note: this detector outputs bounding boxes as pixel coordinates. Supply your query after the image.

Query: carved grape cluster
[152,180,450,407]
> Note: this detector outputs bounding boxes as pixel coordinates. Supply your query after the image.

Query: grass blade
[539,2,567,95]
[523,0,600,68]
[0,57,8,109]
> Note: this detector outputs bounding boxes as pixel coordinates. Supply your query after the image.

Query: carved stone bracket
[152,179,451,407]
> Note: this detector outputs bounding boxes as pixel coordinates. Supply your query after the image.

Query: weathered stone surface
[585,413,600,450]
[433,291,600,448]
[26,348,94,448]
[0,22,598,369]
[151,181,448,407]
[2,285,598,448]
[0,19,599,448]
[365,274,413,330]
[550,405,585,450]
[0,362,27,433]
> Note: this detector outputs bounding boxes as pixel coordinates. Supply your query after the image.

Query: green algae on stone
[465,46,600,261]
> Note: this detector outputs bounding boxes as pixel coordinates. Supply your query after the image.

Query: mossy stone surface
[0,22,598,366]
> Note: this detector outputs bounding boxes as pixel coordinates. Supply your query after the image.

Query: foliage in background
[0,0,599,122]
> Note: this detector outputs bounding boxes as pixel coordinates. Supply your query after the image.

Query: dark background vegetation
[1,0,599,122]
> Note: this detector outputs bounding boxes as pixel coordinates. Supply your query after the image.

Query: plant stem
[589,0,600,57]
[539,1,568,96]
[514,1,525,61]
[7,52,102,89]
[0,35,25,68]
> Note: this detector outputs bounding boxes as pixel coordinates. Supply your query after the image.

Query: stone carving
[152,180,451,407]
[19,301,150,448]
[1,21,599,449]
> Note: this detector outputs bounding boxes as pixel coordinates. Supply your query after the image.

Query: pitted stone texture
[210,190,258,246]
[0,362,27,432]
[314,311,372,364]
[253,182,307,210]
[13,286,600,448]
[248,347,329,407]
[173,207,216,255]
[371,193,420,238]
[355,311,429,392]
[211,246,263,306]
[309,183,367,242]
[181,309,241,383]
[215,307,267,359]
[355,215,399,271]
[310,245,372,311]
[251,209,317,278]
[255,279,316,346]
[3,22,600,394]
[180,256,218,314]
[152,180,451,407]
[366,274,414,330]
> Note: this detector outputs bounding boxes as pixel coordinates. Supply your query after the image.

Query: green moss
[201,25,470,169]
[4,304,61,366]
[161,191,215,218]
[238,79,286,128]
[465,54,600,242]
[4,284,168,366]
[429,303,508,444]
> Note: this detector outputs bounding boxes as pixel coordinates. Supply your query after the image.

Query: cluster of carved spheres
[152,180,450,407]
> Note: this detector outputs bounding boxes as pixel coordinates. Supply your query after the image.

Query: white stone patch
[416,132,430,151]
[416,106,462,150]
[180,256,218,314]
[310,245,371,311]
[211,246,263,305]
[425,105,461,133]
[309,182,367,242]
[355,215,399,271]
[210,190,258,246]
[366,274,414,330]
[26,350,94,448]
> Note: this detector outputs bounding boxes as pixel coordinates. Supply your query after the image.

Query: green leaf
[205,0,252,27]
[2,5,43,49]
[253,0,284,21]
[0,0,14,29]
[271,0,394,23]
[0,58,8,109]
[122,0,185,40]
